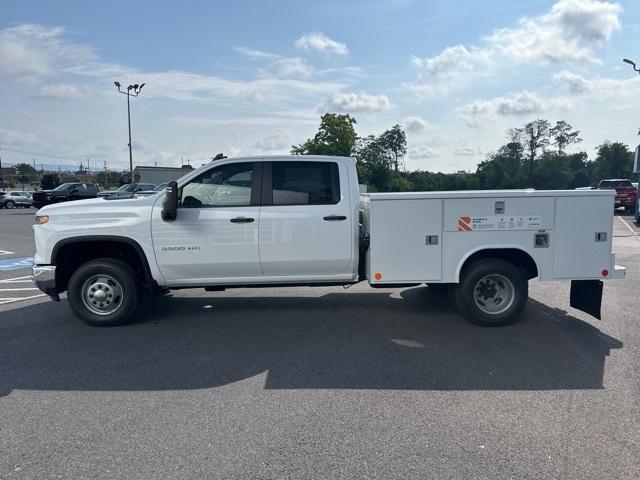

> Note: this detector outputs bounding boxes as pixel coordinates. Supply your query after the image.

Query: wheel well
[53,239,153,293]
[460,248,538,280]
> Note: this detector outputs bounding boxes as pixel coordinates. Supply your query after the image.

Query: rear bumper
[32,265,60,301]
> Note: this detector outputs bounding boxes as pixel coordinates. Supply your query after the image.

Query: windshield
[154,183,168,191]
[53,183,75,191]
[116,184,136,192]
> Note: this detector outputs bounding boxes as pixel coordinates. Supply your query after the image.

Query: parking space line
[0,276,32,282]
[0,287,39,292]
[0,294,46,305]
[0,249,15,256]
[617,216,638,236]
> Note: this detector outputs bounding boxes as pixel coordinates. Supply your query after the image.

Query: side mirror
[161,181,178,221]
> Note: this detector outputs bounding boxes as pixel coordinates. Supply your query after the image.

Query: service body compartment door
[369,199,442,282]
[554,195,614,279]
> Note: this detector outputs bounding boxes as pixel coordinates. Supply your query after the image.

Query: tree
[40,173,60,190]
[550,120,582,154]
[15,163,37,186]
[379,124,407,171]
[353,135,393,191]
[291,113,358,157]
[521,119,550,176]
[529,152,573,189]
[591,141,634,180]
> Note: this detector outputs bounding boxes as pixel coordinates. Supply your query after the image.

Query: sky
[1,0,640,173]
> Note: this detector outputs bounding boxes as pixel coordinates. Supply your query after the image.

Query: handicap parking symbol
[0,257,34,271]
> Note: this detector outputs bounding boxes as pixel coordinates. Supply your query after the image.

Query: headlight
[35,215,50,225]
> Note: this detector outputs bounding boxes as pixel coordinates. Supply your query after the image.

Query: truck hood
[37,194,158,215]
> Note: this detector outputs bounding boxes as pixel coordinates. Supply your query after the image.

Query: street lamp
[623,58,640,73]
[114,81,145,178]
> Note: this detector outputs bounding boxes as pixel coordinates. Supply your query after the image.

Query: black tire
[5,200,16,209]
[456,259,528,327]
[67,258,140,326]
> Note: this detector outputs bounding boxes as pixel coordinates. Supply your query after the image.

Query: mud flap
[570,280,603,320]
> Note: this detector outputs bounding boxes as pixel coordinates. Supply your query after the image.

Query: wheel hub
[473,274,515,315]
[81,275,123,316]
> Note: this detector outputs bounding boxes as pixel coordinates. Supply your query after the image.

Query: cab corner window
[272,161,340,205]
[181,162,254,208]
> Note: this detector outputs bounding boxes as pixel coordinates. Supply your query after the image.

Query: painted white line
[0,250,15,256]
[617,216,638,236]
[0,294,46,305]
[0,275,32,283]
[0,287,39,292]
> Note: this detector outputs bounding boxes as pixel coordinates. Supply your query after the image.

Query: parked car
[0,191,33,209]
[97,183,156,198]
[597,179,637,212]
[32,183,98,209]
[136,182,167,196]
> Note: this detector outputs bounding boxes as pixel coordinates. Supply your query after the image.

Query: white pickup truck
[32,155,625,327]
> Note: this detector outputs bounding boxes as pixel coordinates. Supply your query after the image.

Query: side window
[271,162,340,205]
[181,162,254,208]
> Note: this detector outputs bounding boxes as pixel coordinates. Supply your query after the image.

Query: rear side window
[599,180,632,188]
[271,162,340,205]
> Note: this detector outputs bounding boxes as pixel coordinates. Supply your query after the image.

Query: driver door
[152,161,263,284]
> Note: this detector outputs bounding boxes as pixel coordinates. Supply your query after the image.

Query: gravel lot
[1,208,639,479]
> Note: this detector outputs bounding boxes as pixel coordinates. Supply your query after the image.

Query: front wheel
[67,258,140,326]
[454,259,528,327]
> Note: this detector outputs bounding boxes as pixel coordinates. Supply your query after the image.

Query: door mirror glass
[162,181,178,221]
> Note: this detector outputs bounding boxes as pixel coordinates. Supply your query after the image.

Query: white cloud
[406,0,622,99]
[295,32,348,56]
[38,83,92,99]
[253,129,293,152]
[553,70,640,96]
[237,46,314,79]
[402,115,431,133]
[408,144,438,159]
[457,91,569,126]
[453,146,482,156]
[485,0,621,64]
[321,91,392,113]
[0,24,95,78]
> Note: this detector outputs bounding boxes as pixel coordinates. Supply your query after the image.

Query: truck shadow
[0,286,622,396]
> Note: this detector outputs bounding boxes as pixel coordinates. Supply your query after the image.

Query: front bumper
[32,265,60,301]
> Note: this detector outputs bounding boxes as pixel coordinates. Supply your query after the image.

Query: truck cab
[32,155,625,328]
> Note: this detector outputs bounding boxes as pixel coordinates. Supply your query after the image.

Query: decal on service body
[458,216,542,232]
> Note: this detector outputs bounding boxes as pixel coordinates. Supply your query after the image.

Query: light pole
[623,58,640,74]
[114,81,145,179]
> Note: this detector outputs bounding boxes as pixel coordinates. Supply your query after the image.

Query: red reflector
[601,269,609,277]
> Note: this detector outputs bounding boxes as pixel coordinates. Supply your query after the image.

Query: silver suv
[0,191,33,209]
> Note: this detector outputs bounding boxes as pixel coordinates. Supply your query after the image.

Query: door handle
[323,215,347,221]
[230,217,255,223]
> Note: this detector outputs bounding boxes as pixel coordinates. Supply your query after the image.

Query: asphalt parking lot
[1,208,639,479]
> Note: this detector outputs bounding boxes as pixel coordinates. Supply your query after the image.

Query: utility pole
[114,81,145,179]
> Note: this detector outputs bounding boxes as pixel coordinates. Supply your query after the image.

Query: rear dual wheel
[451,259,528,326]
